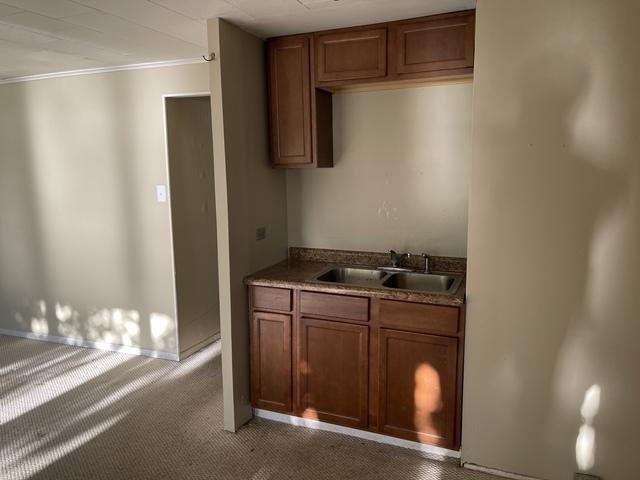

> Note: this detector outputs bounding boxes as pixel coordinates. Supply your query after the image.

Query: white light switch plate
[156,185,167,203]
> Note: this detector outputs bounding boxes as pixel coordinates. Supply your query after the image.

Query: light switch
[156,185,167,203]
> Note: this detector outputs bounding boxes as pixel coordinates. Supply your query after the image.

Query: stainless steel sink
[315,267,388,286]
[313,265,462,295]
[382,272,462,294]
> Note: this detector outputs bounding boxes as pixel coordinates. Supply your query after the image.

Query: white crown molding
[0,58,203,85]
[0,328,179,361]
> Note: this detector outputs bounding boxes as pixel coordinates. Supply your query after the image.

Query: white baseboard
[463,462,544,480]
[179,332,221,360]
[0,328,179,361]
[254,408,461,460]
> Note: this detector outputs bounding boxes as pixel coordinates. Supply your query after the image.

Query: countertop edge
[244,260,466,307]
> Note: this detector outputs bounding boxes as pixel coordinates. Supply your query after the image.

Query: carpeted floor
[0,335,500,480]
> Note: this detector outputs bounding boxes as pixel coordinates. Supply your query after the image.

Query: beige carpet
[0,335,500,480]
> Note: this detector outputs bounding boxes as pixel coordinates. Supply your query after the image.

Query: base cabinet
[298,317,369,428]
[378,329,458,449]
[249,286,464,450]
[251,311,292,412]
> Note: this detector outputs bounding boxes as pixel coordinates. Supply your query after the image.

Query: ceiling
[0,0,475,80]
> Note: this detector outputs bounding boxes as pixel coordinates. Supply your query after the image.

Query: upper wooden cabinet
[266,10,475,168]
[315,27,387,84]
[390,11,475,79]
[267,35,313,167]
[267,35,333,169]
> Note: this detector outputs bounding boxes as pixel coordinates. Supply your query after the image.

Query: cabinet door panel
[268,36,313,166]
[316,28,387,83]
[251,312,292,412]
[379,329,458,448]
[392,12,474,76]
[298,317,368,428]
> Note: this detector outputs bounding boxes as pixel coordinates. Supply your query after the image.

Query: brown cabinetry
[378,328,458,448]
[252,286,292,312]
[390,11,475,79]
[248,286,465,451]
[267,35,312,167]
[300,291,369,322]
[266,10,474,168]
[251,311,292,412]
[298,317,369,428]
[315,27,387,84]
[267,35,333,169]
[379,299,459,335]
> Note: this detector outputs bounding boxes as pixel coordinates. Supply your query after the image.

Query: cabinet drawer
[300,291,369,322]
[252,286,292,312]
[379,300,459,335]
[315,27,387,83]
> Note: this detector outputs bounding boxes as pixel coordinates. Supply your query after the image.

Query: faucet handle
[420,253,430,273]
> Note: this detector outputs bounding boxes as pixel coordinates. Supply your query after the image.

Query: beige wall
[287,83,472,257]
[463,1,640,479]
[208,18,288,431]
[166,96,220,357]
[0,63,209,356]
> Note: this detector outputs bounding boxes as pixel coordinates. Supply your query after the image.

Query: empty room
[0,1,638,479]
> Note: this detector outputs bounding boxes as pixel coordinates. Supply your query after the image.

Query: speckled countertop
[244,248,466,307]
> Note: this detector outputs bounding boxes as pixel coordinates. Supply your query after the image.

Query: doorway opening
[163,94,220,360]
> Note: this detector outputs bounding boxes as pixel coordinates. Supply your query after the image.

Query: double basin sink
[313,266,462,295]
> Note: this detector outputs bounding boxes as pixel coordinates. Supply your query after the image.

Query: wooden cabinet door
[315,27,387,84]
[298,317,368,428]
[267,35,313,166]
[391,11,474,77]
[378,329,459,448]
[251,311,292,412]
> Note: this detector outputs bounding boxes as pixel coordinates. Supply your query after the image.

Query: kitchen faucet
[389,250,409,268]
[389,250,430,273]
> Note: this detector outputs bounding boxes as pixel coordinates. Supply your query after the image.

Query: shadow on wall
[483,49,633,477]
[0,71,178,354]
